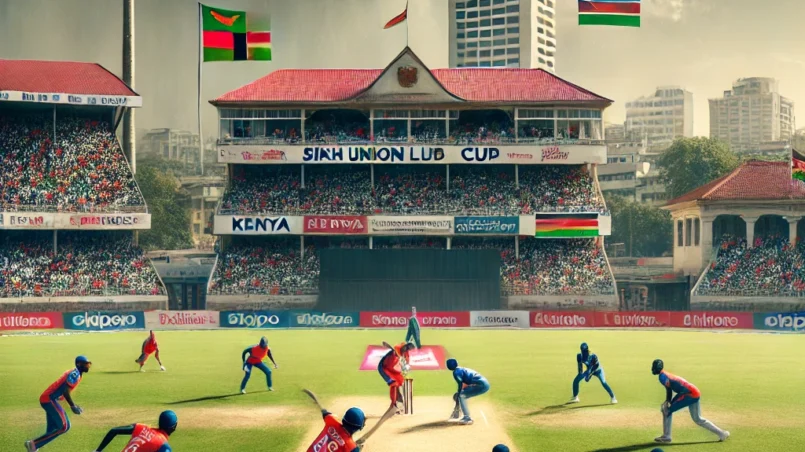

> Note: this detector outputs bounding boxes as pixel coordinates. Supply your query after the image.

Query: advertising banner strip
[668,312,754,329]
[359,345,447,371]
[144,311,220,330]
[218,144,607,165]
[289,311,360,328]
[594,311,671,328]
[303,216,368,234]
[530,310,596,328]
[63,311,146,331]
[470,310,530,328]
[455,216,519,235]
[0,213,151,230]
[368,216,454,235]
[0,312,63,330]
[219,311,290,328]
[753,311,805,332]
[213,215,302,235]
[360,311,470,328]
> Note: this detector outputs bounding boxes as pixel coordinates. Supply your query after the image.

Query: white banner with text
[0,212,151,230]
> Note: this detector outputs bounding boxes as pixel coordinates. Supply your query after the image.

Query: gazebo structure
[663,160,805,276]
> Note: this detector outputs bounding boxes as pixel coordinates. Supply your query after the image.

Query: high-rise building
[448,0,556,71]
[624,87,693,144]
[709,78,796,152]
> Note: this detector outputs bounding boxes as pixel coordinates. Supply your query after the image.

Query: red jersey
[40,368,82,403]
[121,424,170,452]
[143,335,158,354]
[306,414,357,452]
[246,345,269,365]
[381,342,410,371]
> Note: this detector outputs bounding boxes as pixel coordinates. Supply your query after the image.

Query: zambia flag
[202,4,271,62]
[793,149,805,182]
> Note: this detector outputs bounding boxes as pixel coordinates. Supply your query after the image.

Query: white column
[515,164,519,187]
[369,237,373,249]
[744,217,757,248]
[370,109,375,141]
[300,236,305,260]
[788,217,801,245]
[702,219,713,250]
[301,164,305,189]
[446,165,450,191]
[53,230,58,254]
[300,109,306,144]
[447,237,451,250]
[515,236,519,260]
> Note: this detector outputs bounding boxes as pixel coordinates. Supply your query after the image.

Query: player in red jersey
[135,330,165,372]
[377,341,415,411]
[240,336,278,393]
[306,407,365,452]
[25,355,91,452]
[92,410,177,452]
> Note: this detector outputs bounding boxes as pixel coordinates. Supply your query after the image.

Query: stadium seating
[218,165,607,216]
[696,235,805,296]
[0,232,163,298]
[0,113,145,212]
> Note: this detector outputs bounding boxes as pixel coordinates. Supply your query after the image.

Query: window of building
[480,40,492,47]
[457,52,465,58]
[468,30,479,38]
[507,26,519,34]
[677,220,683,246]
[493,17,505,25]
[507,15,519,23]
[493,59,506,66]
[538,57,546,64]
[193,224,200,234]
[508,36,519,44]
[467,50,478,57]
[467,0,478,7]
[480,60,492,67]
[685,218,692,246]
[480,18,491,26]
[547,60,554,68]
[456,11,466,19]
[493,7,505,14]
[493,0,505,4]
[493,27,505,35]
[480,50,491,57]
[547,0,554,7]
[457,43,466,49]
[507,57,519,65]
[457,2,466,8]
[467,10,478,18]
[506,4,519,13]
[480,29,491,37]
[480,9,491,17]
[506,47,519,54]
[467,41,478,48]
[493,48,505,56]
[467,21,478,28]
[480,0,491,6]
[694,218,701,246]
[457,22,465,29]
[493,38,506,46]
[457,32,465,39]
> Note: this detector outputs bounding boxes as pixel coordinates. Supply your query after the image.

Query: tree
[658,137,739,199]
[606,195,672,257]
[135,165,193,250]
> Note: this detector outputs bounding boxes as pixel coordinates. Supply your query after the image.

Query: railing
[216,204,610,216]
[0,281,166,299]
[217,137,607,147]
[501,283,616,296]
[694,287,805,297]
[1,203,148,214]
[206,284,320,296]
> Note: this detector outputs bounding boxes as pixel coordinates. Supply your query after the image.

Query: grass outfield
[1,329,803,451]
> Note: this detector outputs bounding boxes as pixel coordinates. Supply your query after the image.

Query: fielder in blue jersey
[568,342,617,404]
[446,358,490,425]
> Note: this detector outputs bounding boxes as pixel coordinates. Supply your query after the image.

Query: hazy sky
[0,0,803,138]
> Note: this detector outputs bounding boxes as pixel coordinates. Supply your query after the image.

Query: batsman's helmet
[342,407,366,431]
[650,449,664,452]
[651,359,664,375]
[259,336,268,348]
[580,342,589,352]
[159,410,178,433]
[493,445,510,452]
[75,355,92,372]
[446,358,458,370]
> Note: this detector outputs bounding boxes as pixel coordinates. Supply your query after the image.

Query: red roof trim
[0,59,139,97]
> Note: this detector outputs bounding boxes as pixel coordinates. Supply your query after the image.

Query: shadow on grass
[167,392,262,404]
[526,404,568,416]
[402,420,464,433]
[567,403,614,410]
[591,441,717,452]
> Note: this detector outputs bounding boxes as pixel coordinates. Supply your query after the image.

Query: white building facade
[625,86,693,144]
[448,0,556,71]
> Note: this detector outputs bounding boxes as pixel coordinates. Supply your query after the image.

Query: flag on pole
[384,3,408,29]
[792,149,805,182]
[201,4,271,61]
[578,0,641,27]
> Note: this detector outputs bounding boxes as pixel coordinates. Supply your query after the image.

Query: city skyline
[0,0,802,139]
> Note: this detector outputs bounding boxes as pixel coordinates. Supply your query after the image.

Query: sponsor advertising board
[753,312,805,332]
[220,311,290,328]
[144,311,220,330]
[669,312,753,329]
[368,216,453,235]
[0,90,142,107]
[289,311,359,328]
[213,215,301,235]
[62,213,151,230]
[63,311,146,331]
[0,312,63,330]
[218,145,607,165]
[470,310,530,328]
[594,311,671,328]
[530,310,596,328]
[0,213,54,229]
[359,345,447,371]
[360,311,470,328]
[303,216,367,234]
[454,216,518,235]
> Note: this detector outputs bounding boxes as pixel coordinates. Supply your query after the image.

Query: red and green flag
[202,4,271,62]
[578,0,641,27]
[792,149,805,182]
[535,215,600,238]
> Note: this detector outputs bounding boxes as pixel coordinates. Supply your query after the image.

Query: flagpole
[405,0,409,47]
[198,2,204,176]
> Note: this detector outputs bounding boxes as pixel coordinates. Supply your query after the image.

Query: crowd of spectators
[696,234,805,296]
[210,237,613,296]
[0,113,145,212]
[0,232,162,298]
[219,165,607,215]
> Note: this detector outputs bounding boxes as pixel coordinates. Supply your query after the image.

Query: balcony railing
[0,281,166,299]
[216,204,610,217]
[217,136,606,147]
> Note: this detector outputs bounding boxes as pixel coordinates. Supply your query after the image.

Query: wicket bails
[403,378,414,415]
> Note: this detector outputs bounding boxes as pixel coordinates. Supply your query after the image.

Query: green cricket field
[0,329,802,451]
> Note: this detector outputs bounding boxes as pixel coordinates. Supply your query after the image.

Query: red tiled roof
[0,60,138,96]
[665,161,805,206]
[213,68,610,104]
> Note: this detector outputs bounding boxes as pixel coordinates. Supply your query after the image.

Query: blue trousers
[241,362,272,390]
[458,379,490,418]
[573,369,615,398]
[33,400,71,449]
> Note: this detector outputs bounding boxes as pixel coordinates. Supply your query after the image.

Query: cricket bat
[355,404,397,448]
[302,389,325,412]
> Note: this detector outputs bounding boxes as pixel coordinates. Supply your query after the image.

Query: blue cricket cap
[493,445,510,452]
[159,410,178,430]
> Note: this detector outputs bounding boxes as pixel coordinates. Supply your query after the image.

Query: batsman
[377,341,415,411]
[302,389,396,452]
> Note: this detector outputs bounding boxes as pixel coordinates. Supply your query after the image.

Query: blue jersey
[577,353,602,374]
[453,367,486,386]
